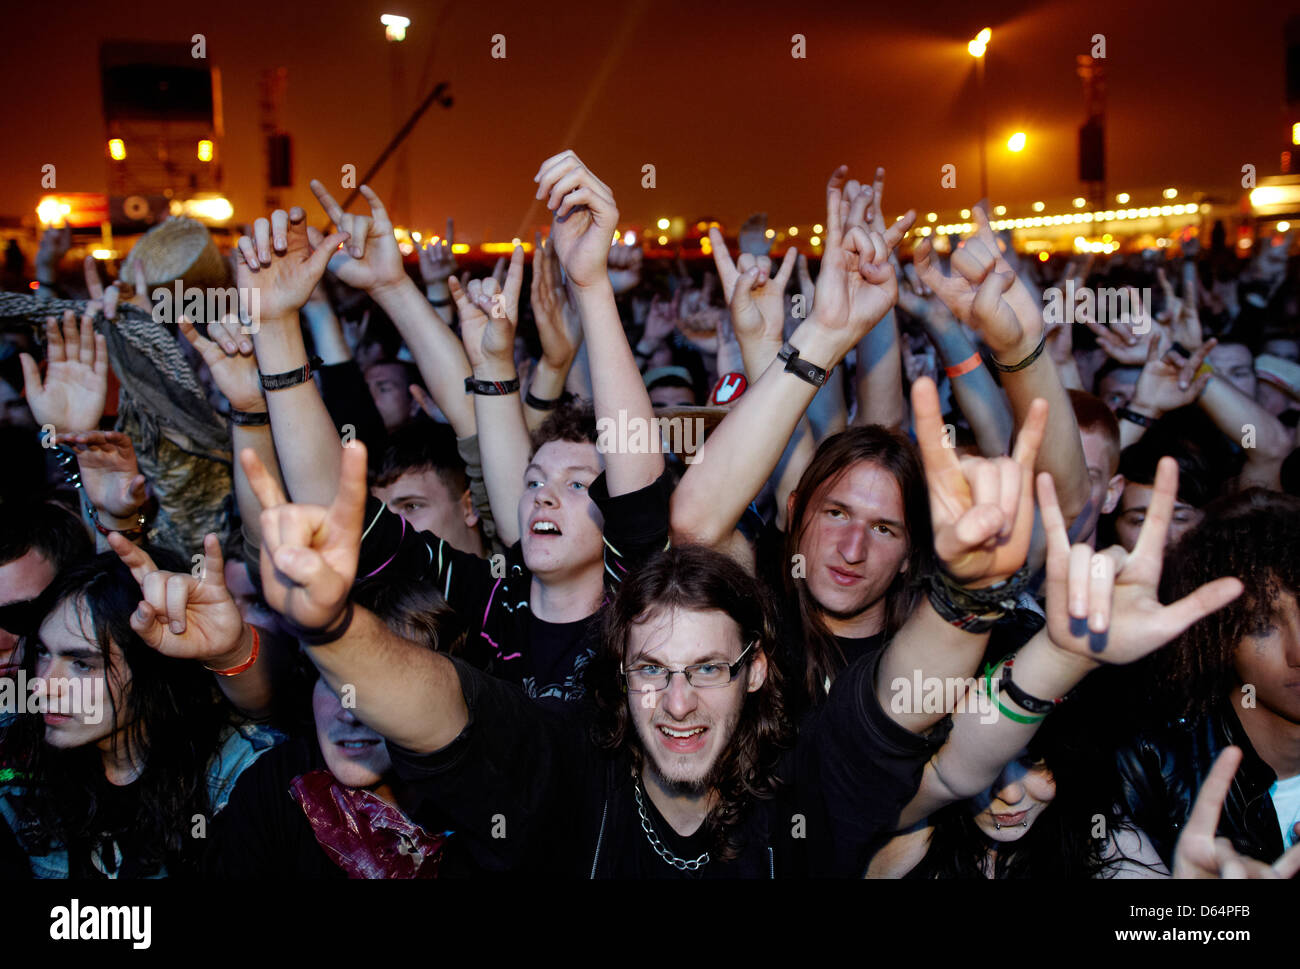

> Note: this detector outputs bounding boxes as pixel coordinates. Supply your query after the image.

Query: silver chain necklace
[633,775,710,871]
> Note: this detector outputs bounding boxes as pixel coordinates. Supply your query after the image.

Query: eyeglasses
[622,641,757,693]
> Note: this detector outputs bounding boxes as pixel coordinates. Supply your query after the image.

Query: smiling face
[518,439,605,580]
[625,606,766,795]
[313,676,392,788]
[34,597,123,752]
[1233,589,1300,725]
[792,461,910,636]
[971,754,1057,844]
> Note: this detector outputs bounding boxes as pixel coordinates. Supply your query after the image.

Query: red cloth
[289,770,445,879]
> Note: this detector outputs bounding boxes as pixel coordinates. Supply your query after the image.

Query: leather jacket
[1114,702,1283,867]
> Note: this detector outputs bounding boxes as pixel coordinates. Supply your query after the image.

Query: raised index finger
[309,179,346,224]
[910,377,961,476]
[1185,746,1241,840]
[329,442,370,541]
[239,447,288,511]
[106,530,159,585]
[1130,456,1179,566]
[1011,397,1048,472]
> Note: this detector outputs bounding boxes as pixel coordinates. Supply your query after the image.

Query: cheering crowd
[1,150,1298,879]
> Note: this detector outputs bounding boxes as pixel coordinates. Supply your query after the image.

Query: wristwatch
[777,342,829,388]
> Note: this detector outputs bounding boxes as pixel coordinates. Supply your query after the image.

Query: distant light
[1162,188,1177,199]
[381,14,410,41]
[36,197,71,226]
[1031,202,1044,212]
[764,228,775,239]
[1006,132,1026,153]
[809,235,821,246]
[994,205,1007,216]
[1294,123,1300,146]
[451,243,470,254]
[398,242,414,255]
[510,237,521,247]
[108,139,126,161]
[1115,193,1129,204]
[624,230,636,245]
[1102,234,1112,243]
[197,140,213,162]
[181,196,234,222]
[788,226,799,236]
[961,208,971,219]
[657,235,668,246]
[1072,197,1086,208]
[1037,251,1049,262]
[656,217,670,230]
[813,223,823,234]
[977,28,991,45]
[1159,205,1174,216]
[91,249,114,260]
[926,212,937,223]
[411,231,421,243]
[1280,221,1292,232]
[968,40,986,58]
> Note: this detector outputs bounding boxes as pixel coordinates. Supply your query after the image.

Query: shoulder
[207,720,288,815]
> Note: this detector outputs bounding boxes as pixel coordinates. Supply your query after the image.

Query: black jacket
[1114,702,1283,867]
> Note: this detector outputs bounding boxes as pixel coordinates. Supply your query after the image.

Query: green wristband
[983,662,1046,725]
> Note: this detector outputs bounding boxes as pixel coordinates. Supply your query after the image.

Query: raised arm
[536,150,663,494]
[897,457,1244,826]
[915,209,1090,522]
[107,531,273,719]
[524,236,583,430]
[236,205,349,505]
[241,442,467,753]
[876,376,1045,733]
[672,167,914,549]
[452,246,531,548]
[311,182,477,439]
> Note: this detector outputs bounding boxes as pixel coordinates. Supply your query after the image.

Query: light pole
[969,28,991,202]
[382,15,412,225]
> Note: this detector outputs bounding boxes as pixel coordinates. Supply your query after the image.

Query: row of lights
[108,139,214,162]
[932,202,1202,236]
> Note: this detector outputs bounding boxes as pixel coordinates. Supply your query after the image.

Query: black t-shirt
[388,651,944,878]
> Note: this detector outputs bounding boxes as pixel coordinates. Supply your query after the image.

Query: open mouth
[991,810,1029,827]
[530,520,562,536]
[335,738,381,755]
[656,724,708,753]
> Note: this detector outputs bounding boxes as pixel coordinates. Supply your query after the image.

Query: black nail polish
[1069,616,1088,638]
[1089,629,1108,653]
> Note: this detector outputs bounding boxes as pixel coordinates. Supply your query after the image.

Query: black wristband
[525,390,562,411]
[777,342,829,388]
[259,357,320,391]
[998,654,1067,714]
[927,565,1030,633]
[430,297,453,307]
[230,409,270,426]
[285,600,355,646]
[464,376,520,396]
[1116,406,1155,428]
[989,334,1047,373]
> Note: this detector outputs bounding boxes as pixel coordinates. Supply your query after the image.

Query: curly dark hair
[1153,488,1300,720]
[589,544,793,862]
[2,550,232,876]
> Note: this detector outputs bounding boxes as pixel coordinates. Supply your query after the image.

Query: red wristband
[945,351,982,378]
[206,626,260,677]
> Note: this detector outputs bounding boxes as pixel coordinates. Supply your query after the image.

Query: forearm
[852,311,904,431]
[573,282,663,494]
[471,363,530,548]
[566,341,594,399]
[925,324,1013,456]
[233,423,283,550]
[897,629,1094,825]
[301,302,351,365]
[738,336,783,383]
[715,337,745,381]
[773,417,816,532]
[307,605,468,754]
[1199,378,1289,489]
[373,278,476,436]
[1001,355,1088,519]
[670,321,833,546]
[252,316,343,505]
[524,358,572,432]
[211,624,274,720]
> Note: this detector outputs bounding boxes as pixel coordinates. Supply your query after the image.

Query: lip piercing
[994,820,1030,830]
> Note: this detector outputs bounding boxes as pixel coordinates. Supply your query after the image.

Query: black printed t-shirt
[388,649,943,878]
[354,469,672,702]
